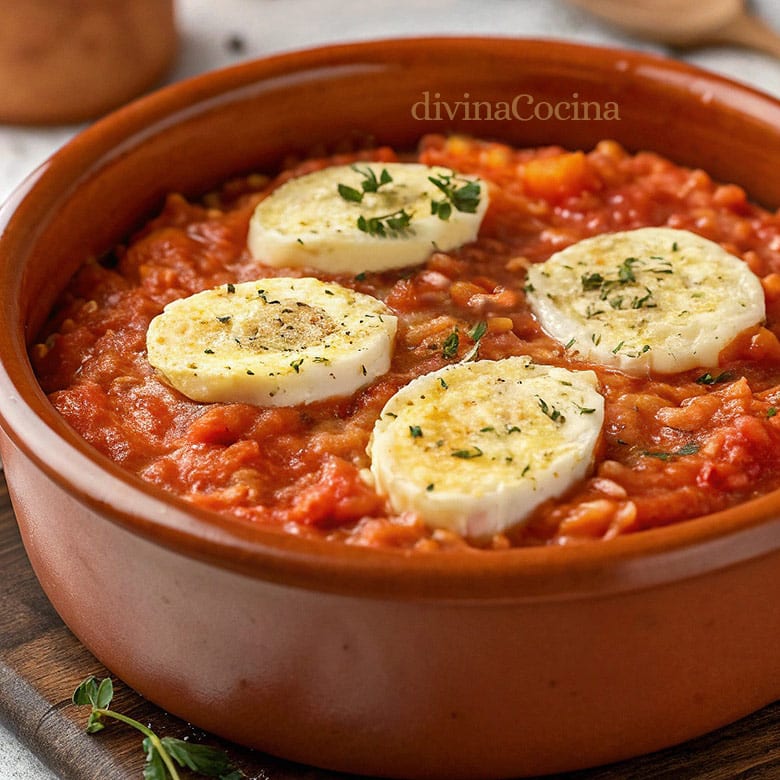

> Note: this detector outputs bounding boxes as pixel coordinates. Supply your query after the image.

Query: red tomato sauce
[32,135,780,549]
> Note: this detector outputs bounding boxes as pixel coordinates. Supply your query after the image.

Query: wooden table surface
[1,471,779,780]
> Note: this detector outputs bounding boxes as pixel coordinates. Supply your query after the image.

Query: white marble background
[1,0,779,776]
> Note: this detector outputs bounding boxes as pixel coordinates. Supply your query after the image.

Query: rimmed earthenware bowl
[0,38,778,779]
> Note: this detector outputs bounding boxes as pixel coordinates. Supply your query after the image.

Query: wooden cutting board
[1,470,779,780]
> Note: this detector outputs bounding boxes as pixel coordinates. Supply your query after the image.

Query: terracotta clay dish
[0,38,779,780]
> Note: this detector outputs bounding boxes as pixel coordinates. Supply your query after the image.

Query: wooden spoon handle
[712,12,780,59]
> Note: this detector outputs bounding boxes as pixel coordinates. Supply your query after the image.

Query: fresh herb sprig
[357,208,413,237]
[337,165,393,203]
[72,676,243,780]
[580,256,662,308]
[428,172,481,220]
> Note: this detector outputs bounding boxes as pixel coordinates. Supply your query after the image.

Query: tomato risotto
[32,135,780,549]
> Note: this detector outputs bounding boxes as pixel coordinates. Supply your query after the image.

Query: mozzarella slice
[247,162,488,273]
[525,227,765,375]
[146,277,397,406]
[368,357,604,538]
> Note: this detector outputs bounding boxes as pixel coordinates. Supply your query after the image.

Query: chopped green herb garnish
[618,257,639,283]
[460,320,488,363]
[581,272,604,291]
[470,321,488,342]
[442,330,459,359]
[586,302,606,319]
[428,172,481,219]
[357,208,413,237]
[290,357,304,373]
[538,397,565,424]
[451,446,483,459]
[409,425,423,438]
[768,407,778,418]
[631,287,656,309]
[695,370,733,385]
[642,450,673,461]
[337,183,363,202]
[337,165,393,204]
[226,282,235,294]
[642,442,699,460]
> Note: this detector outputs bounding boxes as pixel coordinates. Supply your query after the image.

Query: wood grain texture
[1,471,778,780]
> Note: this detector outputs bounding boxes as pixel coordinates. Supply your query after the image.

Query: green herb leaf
[337,166,394,204]
[357,208,413,238]
[409,425,423,438]
[695,370,733,385]
[618,257,639,283]
[428,172,481,218]
[642,442,699,461]
[451,446,483,459]
[581,272,604,291]
[431,200,452,221]
[72,676,99,707]
[95,677,114,710]
[537,397,565,424]
[442,330,459,359]
[470,321,488,342]
[354,165,393,194]
[642,450,672,461]
[460,320,488,363]
[163,737,240,777]
[142,739,168,780]
[337,183,364,203]
[768,407,778,418]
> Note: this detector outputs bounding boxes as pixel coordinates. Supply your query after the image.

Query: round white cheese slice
[525,227,765,375]
[247,162,488,273]
[368,357,604,538]
[146,277,397,406]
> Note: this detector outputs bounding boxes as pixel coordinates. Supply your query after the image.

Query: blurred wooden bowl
[0,0,176,124]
